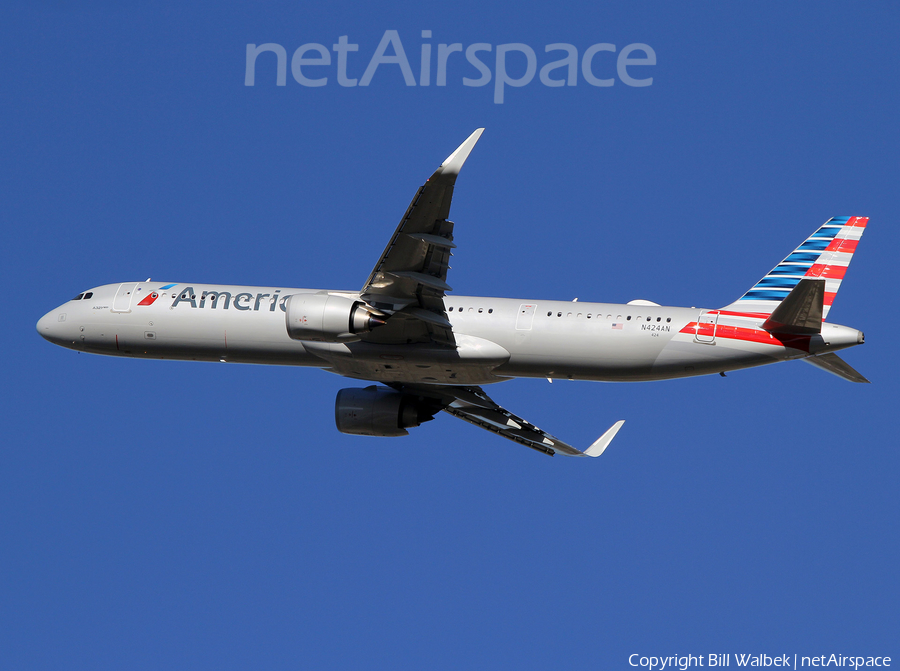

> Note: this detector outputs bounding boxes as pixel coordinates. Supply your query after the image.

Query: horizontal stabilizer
[803,352,870,383]
[762,278,825,334]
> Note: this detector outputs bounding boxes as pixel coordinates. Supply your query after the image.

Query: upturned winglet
[437,128,484,178]
[583,420,626,457]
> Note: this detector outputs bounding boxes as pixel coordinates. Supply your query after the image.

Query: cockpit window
[72,293,84,301]
[83,292,93,299]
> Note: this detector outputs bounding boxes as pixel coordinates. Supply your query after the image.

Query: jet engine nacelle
[335,386,441,437]
[285,293,385,343]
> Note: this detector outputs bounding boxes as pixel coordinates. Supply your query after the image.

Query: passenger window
[656,317,661,322]
[577,313,582,318]
[468,307,474,313]
[488,309,493,314]
[587,314,592,319]
[547,311,552,316]
[557,312,562,317]
[625,316,630,321]
[666,317,672,323]
[647,316,651,322]
[478,308,483,313]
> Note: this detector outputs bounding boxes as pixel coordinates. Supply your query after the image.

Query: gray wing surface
[360,129,484,346]
[395,383,625,458]
[803,352,870,383]
[357,130,626,457]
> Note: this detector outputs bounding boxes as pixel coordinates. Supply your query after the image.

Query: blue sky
[2,2,898,669]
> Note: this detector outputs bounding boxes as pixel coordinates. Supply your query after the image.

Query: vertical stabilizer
[722,216,867,318]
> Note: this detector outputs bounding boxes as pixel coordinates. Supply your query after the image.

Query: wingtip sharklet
[582,420,626,457]
[439,128,485,177]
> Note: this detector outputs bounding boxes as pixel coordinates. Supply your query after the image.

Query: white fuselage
[37,281,863,385]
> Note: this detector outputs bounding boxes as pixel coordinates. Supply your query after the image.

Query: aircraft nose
[37,310,53,336]
[36,308,67,345]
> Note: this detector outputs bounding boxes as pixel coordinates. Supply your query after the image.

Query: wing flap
[397,384,624,458]
[444,405,574,456]
[386,270,453,293]
[400,306,454,329]
[406,232,457,249]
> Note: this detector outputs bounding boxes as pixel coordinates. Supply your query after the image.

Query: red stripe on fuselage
[679,322,811,353]
[708,310,769,318]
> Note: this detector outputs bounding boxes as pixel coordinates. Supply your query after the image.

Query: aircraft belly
[159,313,319,364]
[79,322,139,354]
[320,360,507,385]
[491,325,666,381]
[651,334,787,378]
[76,296,320,365]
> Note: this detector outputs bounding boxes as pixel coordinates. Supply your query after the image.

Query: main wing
[360,129,484,346]
[352,132,626,456]
[395,383,625,458]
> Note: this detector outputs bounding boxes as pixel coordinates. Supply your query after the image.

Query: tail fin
[721,216,868,318]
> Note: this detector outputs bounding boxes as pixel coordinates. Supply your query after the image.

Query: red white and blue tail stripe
[723,216,867,319]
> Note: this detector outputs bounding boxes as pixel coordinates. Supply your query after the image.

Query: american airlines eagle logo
[137,284,177,307]
[137,292,160,306]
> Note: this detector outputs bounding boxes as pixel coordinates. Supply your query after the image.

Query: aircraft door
[112,283,137,312]
[516,304,536,330]
[695,310,718,343]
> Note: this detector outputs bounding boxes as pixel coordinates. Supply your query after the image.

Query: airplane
[36,128,869,458]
